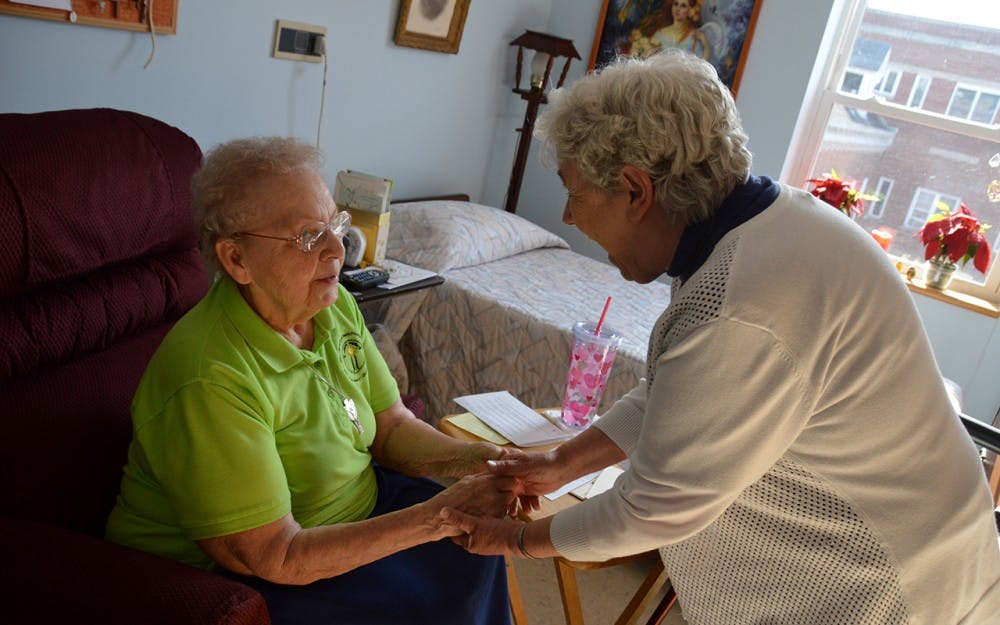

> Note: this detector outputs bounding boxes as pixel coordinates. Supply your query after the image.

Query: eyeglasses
[234,211,351,253]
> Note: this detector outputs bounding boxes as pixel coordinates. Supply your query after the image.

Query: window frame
[947,84,1000,123]
[874,68,900,98]
[904,188,960,231]
[907,74,931,109]
[841,70,864,94]
[866,176,894,219]
[782,0,1000,305]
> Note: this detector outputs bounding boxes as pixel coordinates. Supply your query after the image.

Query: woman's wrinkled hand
[486,447,568,513]
[440,507,521,557]
[430,474,517,519]
[458,441,508,475]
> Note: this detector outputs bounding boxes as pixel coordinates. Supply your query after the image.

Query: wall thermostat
[343,226,366,268]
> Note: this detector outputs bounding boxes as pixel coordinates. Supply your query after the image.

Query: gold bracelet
[516,522,538,559]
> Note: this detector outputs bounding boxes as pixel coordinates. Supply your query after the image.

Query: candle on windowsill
[871,227,895,251]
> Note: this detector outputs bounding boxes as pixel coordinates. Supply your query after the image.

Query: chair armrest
[0,515,270,625]
[961,413,1000,454]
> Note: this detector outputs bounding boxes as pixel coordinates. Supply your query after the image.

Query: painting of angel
[588,0,762,95]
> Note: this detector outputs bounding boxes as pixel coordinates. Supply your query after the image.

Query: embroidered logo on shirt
[339,332,366,381]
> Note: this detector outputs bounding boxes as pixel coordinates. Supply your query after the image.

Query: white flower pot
[925,259,957,290]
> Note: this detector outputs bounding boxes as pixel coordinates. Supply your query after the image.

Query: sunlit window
[786,0,1000,301]
[907,75,931,108]
[875,69,900,97]
[904,189,959,231]
[867,177,894,218]
[948,86,1000,123]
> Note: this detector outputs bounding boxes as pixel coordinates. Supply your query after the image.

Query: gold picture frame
[589,0,762,96]
[394,0,471,54]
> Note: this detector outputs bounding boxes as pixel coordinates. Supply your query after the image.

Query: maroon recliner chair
[0,109,270,624]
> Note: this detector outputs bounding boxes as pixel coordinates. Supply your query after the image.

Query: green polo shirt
[105,278,399,570]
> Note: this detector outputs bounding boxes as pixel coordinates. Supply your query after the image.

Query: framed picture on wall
[588,0,762,95]
[394,0,471,54]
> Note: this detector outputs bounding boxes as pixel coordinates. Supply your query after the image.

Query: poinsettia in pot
[807,170,879,219]
[915,202,992,290]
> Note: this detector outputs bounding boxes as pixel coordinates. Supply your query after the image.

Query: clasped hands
[430,447,564,558]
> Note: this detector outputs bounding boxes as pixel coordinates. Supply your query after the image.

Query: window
[784,0,1000,304]
[947,85,1000,123]
[867,177,894,219]
[904,188,959,231]
[907,75,930,109]
[875,69,900,97]
[841,71,864,94]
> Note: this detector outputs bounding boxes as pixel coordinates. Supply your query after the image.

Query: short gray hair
[191,136,323,275]
[535,50,752,225]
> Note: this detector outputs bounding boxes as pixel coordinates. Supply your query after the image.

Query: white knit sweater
[550,184,1000,624]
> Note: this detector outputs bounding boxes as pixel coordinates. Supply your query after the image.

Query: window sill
[905,278,1000,318]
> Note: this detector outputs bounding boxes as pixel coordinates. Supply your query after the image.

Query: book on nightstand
[333,170,392,266]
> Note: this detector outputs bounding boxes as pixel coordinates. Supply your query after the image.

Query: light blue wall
[0,0,549,198]
[2,0,996,422]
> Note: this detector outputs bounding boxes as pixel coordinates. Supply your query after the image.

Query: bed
[379,198,674,425]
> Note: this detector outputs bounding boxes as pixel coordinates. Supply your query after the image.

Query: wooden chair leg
[643,585,678,625]
[554,558,586,625]
[505,556,529,625]
[613,559,669,625]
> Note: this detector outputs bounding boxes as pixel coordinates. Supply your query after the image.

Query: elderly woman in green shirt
[106,137,513,625]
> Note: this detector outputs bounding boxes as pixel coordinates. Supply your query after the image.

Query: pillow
[386,200,569,273]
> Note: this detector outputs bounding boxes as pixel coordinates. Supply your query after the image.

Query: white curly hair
[191,136,324,276]
[535,49,752,225]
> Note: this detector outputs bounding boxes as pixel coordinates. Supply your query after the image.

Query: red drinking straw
[594,296,612,336]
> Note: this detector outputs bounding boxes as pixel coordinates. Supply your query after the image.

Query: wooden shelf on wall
[0,0,177,34]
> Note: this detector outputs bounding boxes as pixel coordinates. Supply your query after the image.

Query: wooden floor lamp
[504,30,580,214]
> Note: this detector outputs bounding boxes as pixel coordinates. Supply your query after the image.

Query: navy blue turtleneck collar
[666,175,780,283]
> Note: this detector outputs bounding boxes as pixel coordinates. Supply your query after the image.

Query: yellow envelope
[445,412,511,445]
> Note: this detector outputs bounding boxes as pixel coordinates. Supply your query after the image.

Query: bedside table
[352,272,444,396]
[350,273,444,304]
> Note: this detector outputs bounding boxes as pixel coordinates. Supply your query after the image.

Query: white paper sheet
[454,391,575,447]
[377,259,438,289]
[547,471,601,500]
[11,0,72,9]
[584,466,624,498]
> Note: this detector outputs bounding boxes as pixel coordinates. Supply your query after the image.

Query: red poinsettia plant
[916,202,992,274]
[807,170,878,218]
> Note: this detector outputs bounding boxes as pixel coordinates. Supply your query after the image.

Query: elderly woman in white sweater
[443,50,1000,624]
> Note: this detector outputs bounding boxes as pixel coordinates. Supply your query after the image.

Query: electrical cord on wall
[315,34,328,148]
[143,0,156,69]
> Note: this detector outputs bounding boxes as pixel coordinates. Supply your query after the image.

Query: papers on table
[545,466,626,501]
[546,471,601,500]
[377,259,438,289]
[443,412,511,445]
[578,466,625,498]
[453,391,575,447]
[444,403,627,502]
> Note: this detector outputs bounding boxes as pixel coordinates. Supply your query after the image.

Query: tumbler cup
[560,321,623,429]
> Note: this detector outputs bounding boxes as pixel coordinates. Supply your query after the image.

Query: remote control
[341,267,390,290]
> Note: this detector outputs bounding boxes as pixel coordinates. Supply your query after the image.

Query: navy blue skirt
[223,466,510,625]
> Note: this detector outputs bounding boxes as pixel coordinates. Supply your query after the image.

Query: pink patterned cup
[560,321,623,429]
